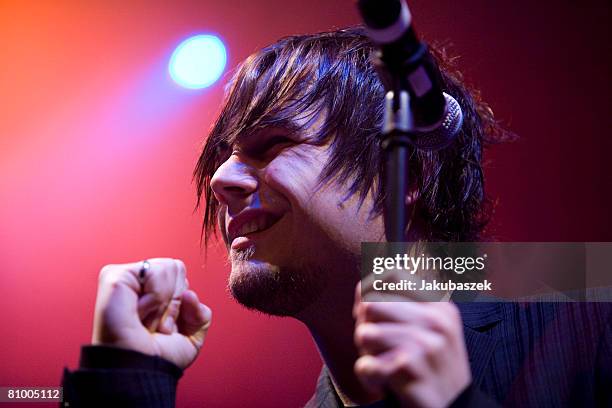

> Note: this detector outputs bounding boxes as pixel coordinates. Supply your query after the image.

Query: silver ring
[139,260,150,286]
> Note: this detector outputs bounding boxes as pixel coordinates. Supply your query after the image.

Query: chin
[227,254,325,317]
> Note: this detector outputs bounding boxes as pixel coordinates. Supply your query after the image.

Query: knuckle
[98,264,115,281]
[435,317,453,334]
[393,351,410,374]
[147,275,174,300]
[436,304,461,334]
[174,259,186,273]
[393,351,413,375]
[355,323,377,346]
[424,336,445,357]
[167,261,179,280]
[98,264,129,288]
[354,359,367,376]
[360,302,370,315]
[152,258,177,278]
[427,309,453,331]
[354,356,375,376]
[396,350,411,366]
[158,266,173,285]
[354,325,364,345]
[360,302,376,320]
[444,302,461,320]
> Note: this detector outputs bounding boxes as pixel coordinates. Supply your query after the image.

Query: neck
[296,275,383,406]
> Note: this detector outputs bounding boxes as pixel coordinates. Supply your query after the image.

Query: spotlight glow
[169,34,227,89]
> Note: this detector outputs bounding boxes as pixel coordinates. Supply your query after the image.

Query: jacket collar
[309,301,506,406]
[455,301,505,385]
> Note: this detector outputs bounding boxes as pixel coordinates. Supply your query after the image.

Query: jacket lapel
[456,302,504,386]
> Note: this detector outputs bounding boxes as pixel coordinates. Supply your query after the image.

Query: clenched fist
[91,258,212,369]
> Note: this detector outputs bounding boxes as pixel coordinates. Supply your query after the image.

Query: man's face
[210,115,385,316]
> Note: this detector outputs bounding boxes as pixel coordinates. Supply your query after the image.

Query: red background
[0,1,610,407]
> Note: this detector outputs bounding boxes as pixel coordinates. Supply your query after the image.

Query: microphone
[357,0,463,150]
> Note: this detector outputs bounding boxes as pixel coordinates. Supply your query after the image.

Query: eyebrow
[233,117,302,146]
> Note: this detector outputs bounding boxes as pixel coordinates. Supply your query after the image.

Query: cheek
[311,186,386,243]
[263,153,323,204]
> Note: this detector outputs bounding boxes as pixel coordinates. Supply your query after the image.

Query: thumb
[177,290,212,350]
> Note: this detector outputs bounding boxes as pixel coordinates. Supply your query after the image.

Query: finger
[355,301,449,331]
[158,298,182,334]
[355,321,446,356]
[138,292,162,322]
[124,258,188,299]
[353,355,385,395]
[173,259,188,299]
[93,273,141,341]
[177,290,212,350]
[141,258,178,301]
[121,258,178,301]
[93,262,155,344]
[98,263,141,296]
[355,349,424,393]
[354,351,414,394]
[154,259,189,334]
[137,258,182,330]
[177,290,212,335]
[355,322,421,354]
[95,263,143,329]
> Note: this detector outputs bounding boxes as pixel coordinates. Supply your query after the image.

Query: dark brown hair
[194,27,510,245]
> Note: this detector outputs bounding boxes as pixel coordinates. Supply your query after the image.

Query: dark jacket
[61,302,612,407]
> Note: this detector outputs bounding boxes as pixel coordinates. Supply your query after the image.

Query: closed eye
[265,135,294,149]
[252,135,296,159]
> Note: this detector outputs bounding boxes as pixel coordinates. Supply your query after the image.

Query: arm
[61,259,211,407]
[62,346,182,407]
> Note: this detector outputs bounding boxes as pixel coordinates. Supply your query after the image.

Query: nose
[210,155,258,214]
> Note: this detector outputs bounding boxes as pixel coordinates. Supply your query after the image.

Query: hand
[92,258,212,369]
[353,283,471,408]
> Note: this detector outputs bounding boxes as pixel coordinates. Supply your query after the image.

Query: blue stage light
[169,34,227,89]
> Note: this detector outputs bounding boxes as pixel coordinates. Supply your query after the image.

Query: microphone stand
[376,60,422,408]
[381,87,413,242]
[375,50,421,243]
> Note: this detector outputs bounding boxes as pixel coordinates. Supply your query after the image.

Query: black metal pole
[380,89,413,242]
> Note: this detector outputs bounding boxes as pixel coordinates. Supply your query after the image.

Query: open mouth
[227,210,282,248]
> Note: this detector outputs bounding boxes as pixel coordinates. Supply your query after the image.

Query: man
[62,28,610,407]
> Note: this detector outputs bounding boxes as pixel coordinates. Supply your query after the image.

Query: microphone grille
[409,93,463,151]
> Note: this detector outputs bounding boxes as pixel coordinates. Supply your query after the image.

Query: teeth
[229,214,281,241]
[236,217,269,237]
[236,222,250,237]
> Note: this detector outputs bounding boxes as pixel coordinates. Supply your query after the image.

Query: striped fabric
[61,303,611,407]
